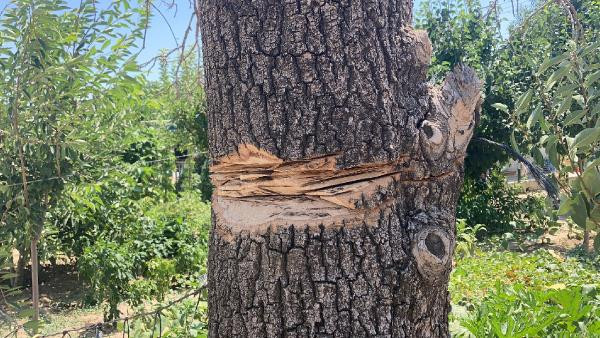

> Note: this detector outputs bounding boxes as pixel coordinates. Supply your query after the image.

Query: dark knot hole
[422,124,434,138]
[424,232,446,259]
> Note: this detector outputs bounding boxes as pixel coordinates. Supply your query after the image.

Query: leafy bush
[75,190,210,320]
[455,219,486,259]
[458,284,600,337]
[457,169,554,235]
[79,241,134,321]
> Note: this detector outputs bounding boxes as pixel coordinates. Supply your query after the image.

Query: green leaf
[579,41,600,57]
[492,103,509,113]
[555,84,578,97]
[531,147,544,165]
[526,105,542,129]
[0,272,18,280]
[563,110,587,126]
[515,90,533,116]
[573,95,585,107]
[546,136,560,168]
[582,166,600,197]
[22,319,42,332]
[591,102,600,117]
[537,52,569,75]
[585,71,600,88]
[586,157,600,170]
[555,96,572,116]
[591,205,600,223]
[571,193,588,229]
[510,131,520,153]
[546,64,571,91]
[19,309,36,318]
[558,197,575,216]
[571,128,600,152]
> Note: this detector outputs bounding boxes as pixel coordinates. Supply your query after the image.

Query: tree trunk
[31,237,40,321]
[583,224,590,252]
[13,246,27,288]
[200,0,482,336]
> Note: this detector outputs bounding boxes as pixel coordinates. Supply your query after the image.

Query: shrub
[77,190,211,320]
[126,295,208,338]
[457,169,554,235]
[79,240,135,322]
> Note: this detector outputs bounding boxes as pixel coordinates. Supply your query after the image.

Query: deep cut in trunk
[200,0,482,336]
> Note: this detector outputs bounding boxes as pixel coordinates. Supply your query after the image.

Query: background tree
[506,0,600,252]
[42,46,212,322]
[0,0,145,322]
[200,0,481,335]
[148,47,211,199]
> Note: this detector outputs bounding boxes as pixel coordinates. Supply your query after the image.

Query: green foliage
[143,48,211,199]
[455,219,486,259]
[507,9,600,250]
[46,153,174,258]
[126,295,208,338]
[450,248,600,336]
[75,190,211,320]
[79,240,134,321]
[0,0,211,321]
[457,169,554,235]
[451,249,600,304]
[459,284,600,337]
[0,0,146,294]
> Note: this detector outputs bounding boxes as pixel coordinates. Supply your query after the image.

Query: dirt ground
[0,264,132,337]
[522,222,597,253]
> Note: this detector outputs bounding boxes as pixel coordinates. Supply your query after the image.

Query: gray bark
[200,0,481,336]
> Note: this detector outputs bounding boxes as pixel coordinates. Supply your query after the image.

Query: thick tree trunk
[200,0,482,337]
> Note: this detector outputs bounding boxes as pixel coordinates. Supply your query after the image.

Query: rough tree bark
[200,0,482,337]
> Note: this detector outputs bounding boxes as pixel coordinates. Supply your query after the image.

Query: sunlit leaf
[510,131,520,153]
[545,64,571,91]
[526,105,542,129]
[515,90,533,116]
[492,103,509,113]
[585,71,600,88]
[563,110,587,126]
[537,52,569,75]
[571,128,600,152]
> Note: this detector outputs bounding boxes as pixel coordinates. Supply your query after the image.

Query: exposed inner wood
[211,144,458,238]
[211,144,417,210]
[212,195,371,239]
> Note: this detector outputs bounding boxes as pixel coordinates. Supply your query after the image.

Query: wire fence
[1,277,207,338]
[1,152,207,189]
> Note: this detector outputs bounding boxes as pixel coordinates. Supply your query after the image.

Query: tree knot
[412,227,454,284]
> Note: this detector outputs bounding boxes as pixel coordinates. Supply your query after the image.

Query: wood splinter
[210,143,416,210]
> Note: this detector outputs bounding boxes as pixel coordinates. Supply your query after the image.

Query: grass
[451,248,600,304]
[450,247,600,336]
